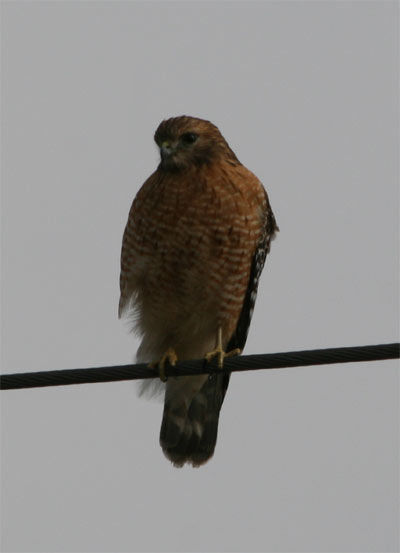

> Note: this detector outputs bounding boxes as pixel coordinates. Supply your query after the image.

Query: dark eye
[180,132,198,145]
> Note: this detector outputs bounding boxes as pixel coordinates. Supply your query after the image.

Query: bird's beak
[160,141,174,162]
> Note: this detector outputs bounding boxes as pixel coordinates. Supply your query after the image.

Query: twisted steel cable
[1,343,398,390]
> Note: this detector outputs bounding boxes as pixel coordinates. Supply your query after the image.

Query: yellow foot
[205,327,241,368]
[149,347,178,382]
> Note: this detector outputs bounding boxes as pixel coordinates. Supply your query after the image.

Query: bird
[119,115,278,467]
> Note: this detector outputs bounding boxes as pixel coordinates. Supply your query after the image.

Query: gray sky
[1,1,398,552]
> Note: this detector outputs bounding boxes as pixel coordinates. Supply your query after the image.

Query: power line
[1,343,398,391]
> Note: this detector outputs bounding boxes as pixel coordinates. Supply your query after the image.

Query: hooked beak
[160,140,175,162]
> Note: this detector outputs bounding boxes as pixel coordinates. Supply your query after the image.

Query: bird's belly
[132,225,251,359]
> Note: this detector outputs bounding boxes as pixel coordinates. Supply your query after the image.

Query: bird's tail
[159,372,230,467]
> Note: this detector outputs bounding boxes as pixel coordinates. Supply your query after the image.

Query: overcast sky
[1,1,398,552]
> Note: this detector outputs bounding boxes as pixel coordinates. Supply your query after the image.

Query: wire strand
[1,343,398,390]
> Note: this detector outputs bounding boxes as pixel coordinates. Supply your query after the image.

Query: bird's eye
[180,132,198,145]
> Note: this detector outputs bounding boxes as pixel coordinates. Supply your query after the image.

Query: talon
[205,327,241,368]
[149,347,178,382]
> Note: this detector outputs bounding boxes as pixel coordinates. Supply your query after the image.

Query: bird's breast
[121,166,266,339]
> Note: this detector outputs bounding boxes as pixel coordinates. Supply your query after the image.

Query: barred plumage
[119,116,278,467]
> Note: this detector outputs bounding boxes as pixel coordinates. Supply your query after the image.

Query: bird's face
[154,116,238,171]
[157,130,201,170]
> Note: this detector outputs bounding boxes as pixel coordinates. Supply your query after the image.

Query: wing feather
[227,196,278,353]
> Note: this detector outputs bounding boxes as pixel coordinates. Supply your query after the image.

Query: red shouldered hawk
[119,116,278,467]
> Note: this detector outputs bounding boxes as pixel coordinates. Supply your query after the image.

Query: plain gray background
[1,1,398,552]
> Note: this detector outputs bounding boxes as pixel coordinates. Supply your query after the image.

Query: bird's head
[154,116,239,171]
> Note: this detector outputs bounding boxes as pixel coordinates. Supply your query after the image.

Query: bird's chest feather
[123,166,264,332]
[136,178,252,273]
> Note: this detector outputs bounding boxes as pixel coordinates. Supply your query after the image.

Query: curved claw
[205,346,241,369]
[149,348,178,382]
[205,327,241,368]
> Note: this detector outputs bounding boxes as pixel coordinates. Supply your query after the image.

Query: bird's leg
[205,327,241,369]
[149,347,178,382]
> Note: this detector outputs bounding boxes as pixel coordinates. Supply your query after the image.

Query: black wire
[1,343,398,391]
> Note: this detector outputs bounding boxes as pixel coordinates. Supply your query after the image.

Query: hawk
[119,116,278,467]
